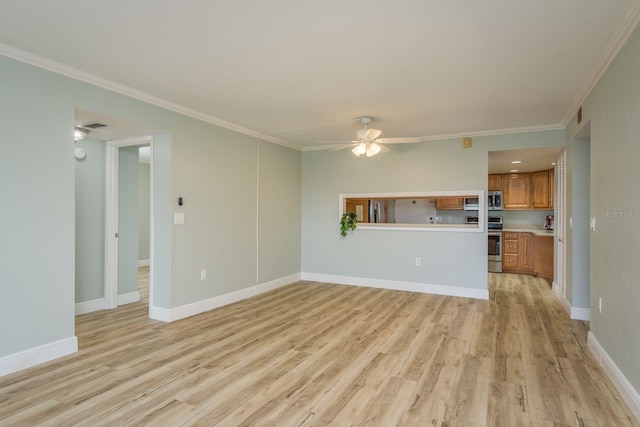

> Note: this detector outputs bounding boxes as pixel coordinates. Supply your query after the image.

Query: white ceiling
[488,147,565,174]
[1,1,639,150]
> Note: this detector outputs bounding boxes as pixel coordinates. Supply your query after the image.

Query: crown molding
[302,123,564,151]
[0,42,300,151]
[561,0,640,126]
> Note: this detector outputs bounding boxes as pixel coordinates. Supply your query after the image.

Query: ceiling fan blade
[378,145,391,154]
[375,137,422,144]
[364,128,382,140]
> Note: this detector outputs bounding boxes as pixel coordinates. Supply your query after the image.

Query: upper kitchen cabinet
[488,174,502,191]
[531,170,552,209]
[435,197,464,210]
[503,173,531,209]
[500,169,554,210]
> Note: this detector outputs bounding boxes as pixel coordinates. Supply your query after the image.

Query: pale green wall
[151,133,172,309]
[566,25,640,392]
[301,130,565,289]
[565,136,591,309]
[75,138,106,303]
[138,162,150,262]
[258,141,301,282]
[0,55,301,359]
[118,146,140,296]
[0,57,76,356]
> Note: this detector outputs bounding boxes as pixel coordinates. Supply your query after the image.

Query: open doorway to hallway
[74,108,158,316]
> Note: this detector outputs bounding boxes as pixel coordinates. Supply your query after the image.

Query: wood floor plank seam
[0,271,638,426]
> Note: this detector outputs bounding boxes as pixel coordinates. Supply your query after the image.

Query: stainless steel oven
[488,231,503,272]
[488,216,503,272]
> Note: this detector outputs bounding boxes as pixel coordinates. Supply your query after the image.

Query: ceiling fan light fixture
[366,142,381,157]
[74,127,90,142]
[352,142,367,156]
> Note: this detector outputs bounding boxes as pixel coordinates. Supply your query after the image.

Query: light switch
[569,217,573,228]
[174,212,185,225]
[590,216,596,231]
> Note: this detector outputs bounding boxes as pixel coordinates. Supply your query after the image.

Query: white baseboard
[149,273,301,323]
[0,336,78,378]
[588,332,640,423]
[552,281,590,320]
[138,259,150,267]
[552,281,571,315]
[571,307,590,321]
[75,291,140,315]
[118,291,140,306]
[301,273,489,300]
[75,298,105,315]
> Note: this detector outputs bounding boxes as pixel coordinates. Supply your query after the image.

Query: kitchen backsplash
[499,210,553,228]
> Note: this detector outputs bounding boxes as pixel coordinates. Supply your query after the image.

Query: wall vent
[577,106,583,125]
[81,122,108,129]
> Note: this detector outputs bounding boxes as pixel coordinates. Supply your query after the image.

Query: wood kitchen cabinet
[518,233,534,272]
[533,235,554,280]
[488,174,502,191]
[435,197,463,210]
[503,174,531,209]
[502,231,534,274]
[503,232,519,270]
[531,170,552,209]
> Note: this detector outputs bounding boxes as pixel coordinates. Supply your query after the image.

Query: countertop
[502,224,555,237]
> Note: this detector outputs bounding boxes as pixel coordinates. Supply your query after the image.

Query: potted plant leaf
[340,212,357,237]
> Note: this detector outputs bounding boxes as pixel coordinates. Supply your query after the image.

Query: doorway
[105,136,154,311]
[570,122,591,319]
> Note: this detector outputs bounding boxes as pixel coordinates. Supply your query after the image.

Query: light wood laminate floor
[0,274,637,426]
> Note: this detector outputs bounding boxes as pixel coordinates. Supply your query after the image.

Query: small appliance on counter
[543,215,554,230]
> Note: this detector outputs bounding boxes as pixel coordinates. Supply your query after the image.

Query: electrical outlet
[598,297,602,314]
[200,269,207,280]
[415,257,422,266]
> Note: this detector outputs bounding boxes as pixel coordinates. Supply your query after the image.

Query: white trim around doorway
[105,135,154,313]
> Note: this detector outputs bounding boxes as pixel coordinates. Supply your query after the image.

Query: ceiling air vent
[80,122,108,129]
[577,106,583,125]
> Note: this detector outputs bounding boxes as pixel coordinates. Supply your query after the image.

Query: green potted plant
[340,212,358,237]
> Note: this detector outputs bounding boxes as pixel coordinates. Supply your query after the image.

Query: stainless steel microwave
[463,197,479,211]
[488,191,502,211]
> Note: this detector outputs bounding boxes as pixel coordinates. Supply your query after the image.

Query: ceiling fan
[331,117,422,157]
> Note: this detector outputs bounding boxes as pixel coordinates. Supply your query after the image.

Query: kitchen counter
[502,224,555,237]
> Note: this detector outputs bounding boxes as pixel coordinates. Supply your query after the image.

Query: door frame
[105,135,154,310]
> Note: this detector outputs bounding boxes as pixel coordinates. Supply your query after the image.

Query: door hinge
[115,233,119,238]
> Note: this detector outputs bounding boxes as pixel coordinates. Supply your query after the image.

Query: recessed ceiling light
[510,169,519,172]
[511,160,522,164]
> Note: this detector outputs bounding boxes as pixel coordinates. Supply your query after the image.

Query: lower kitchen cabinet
[533,235,554,279]
[503,231,534,274]
[503,231,554,279]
